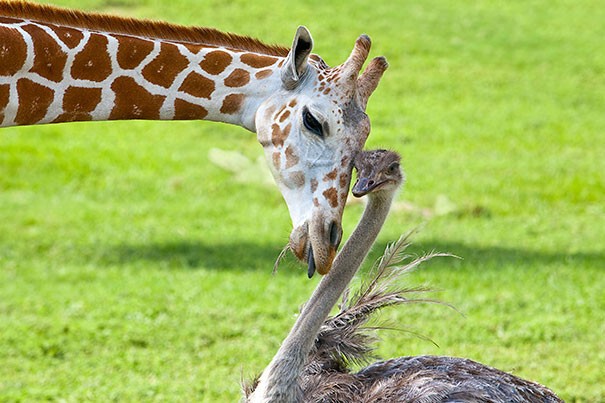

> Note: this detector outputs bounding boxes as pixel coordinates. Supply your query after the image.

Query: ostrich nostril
[329,221,342,248]
[368,180,375,187]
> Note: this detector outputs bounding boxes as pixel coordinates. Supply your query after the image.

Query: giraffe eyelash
[302,106,324,138]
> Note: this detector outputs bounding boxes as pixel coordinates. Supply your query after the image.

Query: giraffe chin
[289,220,340,277]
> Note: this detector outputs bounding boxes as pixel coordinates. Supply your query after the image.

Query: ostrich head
[352,149,404,197]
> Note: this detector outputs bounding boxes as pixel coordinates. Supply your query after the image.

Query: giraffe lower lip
[307,244,316,278]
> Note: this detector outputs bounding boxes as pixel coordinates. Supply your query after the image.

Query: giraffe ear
[282,26,313,90]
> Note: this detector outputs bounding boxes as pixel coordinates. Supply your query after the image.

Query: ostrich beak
[352,177,379,197]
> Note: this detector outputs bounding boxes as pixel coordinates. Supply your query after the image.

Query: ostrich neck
[294,191,395,338]
[250,190,396,402]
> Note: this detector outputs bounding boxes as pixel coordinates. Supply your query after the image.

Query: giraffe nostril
[329,221,342,248]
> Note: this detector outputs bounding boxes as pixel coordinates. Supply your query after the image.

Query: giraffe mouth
[289,219,342,277]
[307,244,316,278]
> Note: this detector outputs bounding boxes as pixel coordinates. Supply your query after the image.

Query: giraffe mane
[0,1,290,56]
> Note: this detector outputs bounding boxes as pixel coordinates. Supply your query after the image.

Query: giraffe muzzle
[289,218,342,277]
[307,217,342,277]
[329,220,342,249]
[307,244,316,278]
[307,221,341,278]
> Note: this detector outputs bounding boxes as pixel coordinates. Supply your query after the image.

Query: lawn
[1,0,604,401]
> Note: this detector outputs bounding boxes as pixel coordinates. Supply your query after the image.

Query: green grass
[1,0,604,401]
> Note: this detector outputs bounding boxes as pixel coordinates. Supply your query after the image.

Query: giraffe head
[255,27,388,276]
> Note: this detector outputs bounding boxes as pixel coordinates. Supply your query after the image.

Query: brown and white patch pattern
[0,5,389,276]
[0,17,281,127]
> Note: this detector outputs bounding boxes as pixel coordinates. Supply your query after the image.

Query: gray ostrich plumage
[245,150,561,403]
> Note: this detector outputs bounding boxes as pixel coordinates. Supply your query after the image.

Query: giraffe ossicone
[0,2,388,275]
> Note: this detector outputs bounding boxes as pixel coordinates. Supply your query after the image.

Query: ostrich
[245,149,562,402]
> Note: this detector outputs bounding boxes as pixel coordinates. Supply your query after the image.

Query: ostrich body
[246,150,562,403]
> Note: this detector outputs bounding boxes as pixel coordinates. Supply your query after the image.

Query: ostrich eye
[387,162,399,174]
[302,107,323,138]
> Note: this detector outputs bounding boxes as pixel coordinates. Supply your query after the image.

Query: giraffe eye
[302,107,323,138]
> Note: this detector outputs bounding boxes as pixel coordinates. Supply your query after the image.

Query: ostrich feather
[307,231,455,373]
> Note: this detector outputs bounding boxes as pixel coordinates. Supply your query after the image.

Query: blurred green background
[1,0,603,401]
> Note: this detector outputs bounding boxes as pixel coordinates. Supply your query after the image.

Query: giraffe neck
[0,16,284,130]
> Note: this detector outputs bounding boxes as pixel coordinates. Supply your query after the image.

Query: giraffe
[0,1,388,275]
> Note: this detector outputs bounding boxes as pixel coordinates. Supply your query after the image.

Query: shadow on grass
[365,239,605,272]
[93,240,307,275]
[90,238,604,273]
